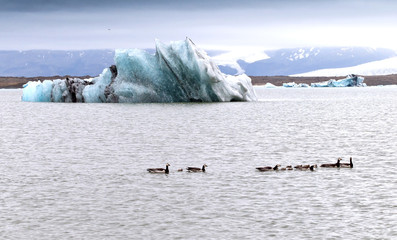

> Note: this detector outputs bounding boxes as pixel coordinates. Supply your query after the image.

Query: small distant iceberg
[22,38,257,103]
[280,74,366,88]
[262,82,278,88]
[282,82,310,88]
[311,74,366,87]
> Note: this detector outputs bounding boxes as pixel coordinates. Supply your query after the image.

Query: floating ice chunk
[283,82,297,88]
[282,82,310,88]
[311,81,329,87]
[280,75,365,88]
[22,38,257,103]
[263,83,277,88]
[299,83,310,88]
[283,82,310,88]
[311,74,365,87]
[22,80,53,102]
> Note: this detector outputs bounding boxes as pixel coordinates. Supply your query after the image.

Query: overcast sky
[1,0,397,51]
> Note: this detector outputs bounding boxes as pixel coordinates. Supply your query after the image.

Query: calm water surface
[0,87,396,239]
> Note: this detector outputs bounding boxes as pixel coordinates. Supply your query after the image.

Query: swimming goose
[280,165,293,171]
[187,164,207,172]
[256,164,280,171]
[340,157,353,168]
[147,163,170,174]
[320,158,341,168]
[294,164,309,170]
[296,165,311,170]
[256,166,272,171]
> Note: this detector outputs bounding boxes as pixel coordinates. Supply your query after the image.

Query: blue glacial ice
[262,83,277,88]
[22,38,257,103]
[277,75,366,88]
[311,74,366,87]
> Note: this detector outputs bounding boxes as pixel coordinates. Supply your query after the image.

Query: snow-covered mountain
[214,47,397,76]
[211,49,270,74]
[292,56,397,76]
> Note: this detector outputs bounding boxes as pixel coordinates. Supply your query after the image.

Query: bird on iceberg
[147,163,170,174]
[187,164,207,172]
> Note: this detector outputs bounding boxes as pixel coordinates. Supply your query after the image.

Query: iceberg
[282,82,309,88]
[262,82,278,88]
[282,82,297,88]
[311,74,366,87]
[22,38,257,103]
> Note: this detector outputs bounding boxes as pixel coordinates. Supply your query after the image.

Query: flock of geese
[256,157,353,171]
[147,164,208,174]
[147,157,353,174]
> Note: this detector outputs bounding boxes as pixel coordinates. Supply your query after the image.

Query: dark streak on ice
[104,65,119,103]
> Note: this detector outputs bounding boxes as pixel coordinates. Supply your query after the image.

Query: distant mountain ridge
[216,47,397,76]
[1,47,396,77]
[0,50,115,77]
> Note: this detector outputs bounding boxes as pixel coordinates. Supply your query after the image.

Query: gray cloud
[0,0,345,12]
[1,0,252,12]
[0,0,396,50]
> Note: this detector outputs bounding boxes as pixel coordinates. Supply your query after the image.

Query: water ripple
[0,88,396,239]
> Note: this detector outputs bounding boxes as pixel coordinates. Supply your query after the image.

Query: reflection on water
[0,88,396,239]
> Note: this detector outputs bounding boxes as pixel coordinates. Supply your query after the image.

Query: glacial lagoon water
[1,87,396,239]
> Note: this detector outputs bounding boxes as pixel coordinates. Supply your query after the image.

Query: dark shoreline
[1,74,397,89]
